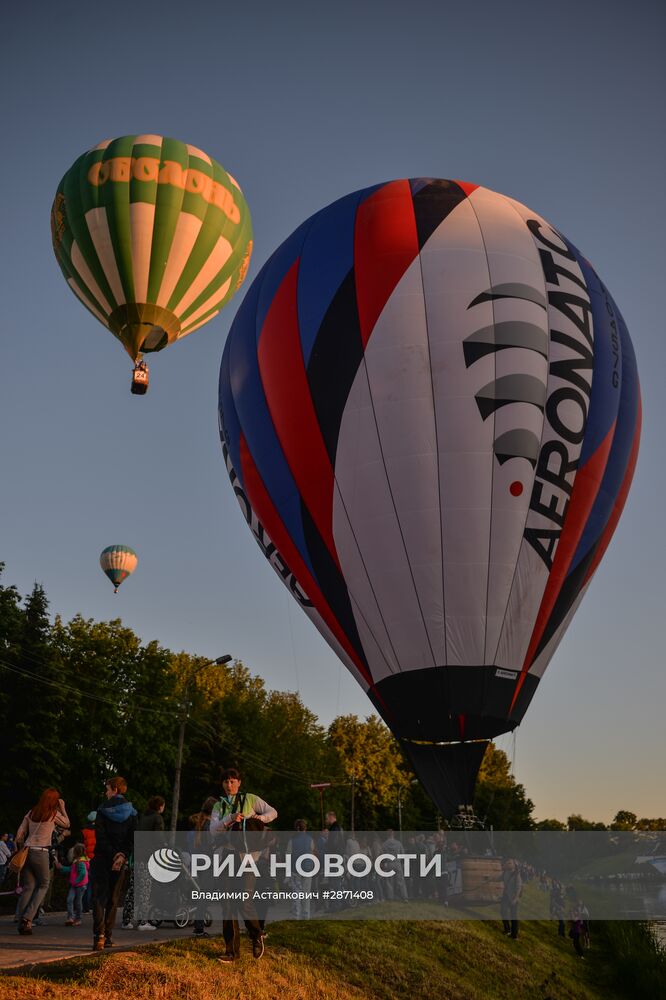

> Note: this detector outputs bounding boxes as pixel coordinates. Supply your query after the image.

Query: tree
[567,814,607,831]
[50,615,179,828]
[0,566,28,826]
[611,810,638,831]
[181,658,336,828]
[535,818,567,831]
[2,584,67,820]
[473,744,535,830]
[635,817,666,831]
[327,715,412,830]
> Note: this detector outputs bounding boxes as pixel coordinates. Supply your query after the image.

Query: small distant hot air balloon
[51,135,252,394]
[100,545,138,593]
[218,178,641,818]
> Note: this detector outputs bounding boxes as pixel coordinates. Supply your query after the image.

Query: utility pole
[310,782,331,829]
[351,769,356,833]
[398,787,402,833]
[170,655,232,832]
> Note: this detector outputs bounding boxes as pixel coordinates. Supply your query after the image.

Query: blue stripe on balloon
[569,292,639,572]
[570,251,621,466]
[409,177,436,197]
[219,312,246,482]
[297,186,381,366]
[226,251,315,579]
[254,218,312,339]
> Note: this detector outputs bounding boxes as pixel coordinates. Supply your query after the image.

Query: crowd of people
[4,768,280,961]
[2,774,591,963]
[499,858,591,957]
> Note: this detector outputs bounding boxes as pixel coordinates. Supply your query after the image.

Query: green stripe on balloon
[61,155,118,312]
[102,136,136,305]
[147,136,189,304]
[129,141,161,207]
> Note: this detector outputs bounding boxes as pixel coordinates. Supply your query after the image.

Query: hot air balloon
[100,545,138,593]
[51,135,252,394]
[218,179,641,817]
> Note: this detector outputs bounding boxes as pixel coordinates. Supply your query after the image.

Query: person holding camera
[210,769,276,961]
[209,768,277,832]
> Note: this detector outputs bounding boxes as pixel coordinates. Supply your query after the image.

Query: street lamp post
[170,655,232,832]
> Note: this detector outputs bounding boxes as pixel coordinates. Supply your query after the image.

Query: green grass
[570,850,653,878]
[2,916,655,1000]
[595,921,666,1000]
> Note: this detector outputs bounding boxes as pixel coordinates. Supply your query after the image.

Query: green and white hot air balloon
[51,135,252,393]
[100,545,138,593]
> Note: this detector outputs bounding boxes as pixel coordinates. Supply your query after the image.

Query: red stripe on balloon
[510,422,616,714]
[239,434,374,688]
[453,180,479,198]
[582,392,641,588]
[354,180,420,348]
[257,258,340,570]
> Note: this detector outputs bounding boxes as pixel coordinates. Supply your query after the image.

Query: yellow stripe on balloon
[156,212,203,308]
[173,236,233,317]
[85,207,126,306]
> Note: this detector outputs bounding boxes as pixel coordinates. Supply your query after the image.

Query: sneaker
[252,936,265,960]
[218,952,236,963]
[92,937,105,951]
[73,920,82,927]
[193,930,210,938]
[121,921,132,928]
[104,938,114,949]
[138,922,157,931]
[18,918,32,936]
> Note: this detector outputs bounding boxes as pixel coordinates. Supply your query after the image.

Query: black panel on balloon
[299,500,369,676]
[412,180,469,250]
[372,666,540,742]
[400,740,489,817]
[306,270,364,466]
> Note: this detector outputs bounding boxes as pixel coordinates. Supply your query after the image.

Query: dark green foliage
[0,580,68,820]
[474,744,535,830]
[594,921,666,1000]
[0,565,540,839]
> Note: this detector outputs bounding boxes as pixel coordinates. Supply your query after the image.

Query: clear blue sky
[1,1,664,824]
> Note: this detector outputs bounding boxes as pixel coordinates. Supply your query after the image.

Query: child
[57,843,89,926]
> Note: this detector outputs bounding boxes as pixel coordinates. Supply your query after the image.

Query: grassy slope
[0,918,636,1000]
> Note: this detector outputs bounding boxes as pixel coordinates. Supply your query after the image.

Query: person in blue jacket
[91,776,137,951]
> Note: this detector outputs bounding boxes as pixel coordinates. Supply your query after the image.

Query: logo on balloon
[463,284,548,473]
[147,848,182,883]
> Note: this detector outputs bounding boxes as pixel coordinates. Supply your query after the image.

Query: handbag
[8,846,29,872]
[10,817,45,872]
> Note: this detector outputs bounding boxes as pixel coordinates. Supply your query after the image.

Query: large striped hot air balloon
[51,135,252,393]
[218,179,641,817]
[100,545,138,593]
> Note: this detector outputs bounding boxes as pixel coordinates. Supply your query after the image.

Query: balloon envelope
[100,545,138,592]
[52,135,252,361]
[218,179,641,815]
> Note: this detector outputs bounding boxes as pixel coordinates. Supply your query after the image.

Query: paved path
[0,910,214,970]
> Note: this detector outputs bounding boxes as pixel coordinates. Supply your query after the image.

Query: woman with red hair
[15,788,70,935]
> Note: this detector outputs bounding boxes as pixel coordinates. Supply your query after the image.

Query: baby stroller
[147,856,212,929]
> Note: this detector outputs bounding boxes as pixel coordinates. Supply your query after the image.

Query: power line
[0,657,346,787]
[0,657,179,717]
[186,716,346,787]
